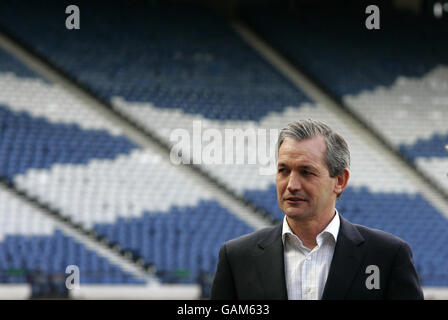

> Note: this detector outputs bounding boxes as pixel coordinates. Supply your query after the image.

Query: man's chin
[284,206,308,218]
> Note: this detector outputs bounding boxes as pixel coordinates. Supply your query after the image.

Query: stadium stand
[0,0,446,295]
[243,4,448,196]
[0,49,151,293]
[0,0,312,208]
[0,43,255,293]
[0,184,146,299]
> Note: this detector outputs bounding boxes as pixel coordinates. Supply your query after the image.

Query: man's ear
[334,168,350,195]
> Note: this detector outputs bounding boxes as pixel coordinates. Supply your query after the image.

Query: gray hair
[277,119,350,199]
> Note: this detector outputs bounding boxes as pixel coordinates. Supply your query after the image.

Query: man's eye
[278,168,287,173]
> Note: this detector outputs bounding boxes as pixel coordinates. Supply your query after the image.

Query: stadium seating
[0,0,446,289]
[0,43,255,288]
[243,5,448,195]
[0,50,142,289]
[0,0,310,121]
[0,186,145,288]
[93,200,253,283]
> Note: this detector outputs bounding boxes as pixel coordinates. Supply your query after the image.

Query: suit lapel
[322,216,365,300]
[253,224,288,300]
[251,217,365,300]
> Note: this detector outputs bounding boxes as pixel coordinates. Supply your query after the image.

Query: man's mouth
[285,197,307,203]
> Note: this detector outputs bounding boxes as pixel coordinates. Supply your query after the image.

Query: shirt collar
[282,209,340,247]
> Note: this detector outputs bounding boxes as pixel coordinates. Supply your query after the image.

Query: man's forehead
[278,136,327,161]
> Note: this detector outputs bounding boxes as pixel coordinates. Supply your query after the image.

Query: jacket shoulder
[353,222,409,250]
[224,224,281,255]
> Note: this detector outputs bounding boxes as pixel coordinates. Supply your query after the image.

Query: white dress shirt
[282,210,340,300]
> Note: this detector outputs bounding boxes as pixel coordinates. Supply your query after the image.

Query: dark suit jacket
[211,215,424,300]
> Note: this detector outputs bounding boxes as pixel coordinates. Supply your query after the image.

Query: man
[211,119,423,300]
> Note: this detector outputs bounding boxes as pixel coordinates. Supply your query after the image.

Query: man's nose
[286,171,302,193]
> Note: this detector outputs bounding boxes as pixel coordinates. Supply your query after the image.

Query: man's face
[276,135,339,222]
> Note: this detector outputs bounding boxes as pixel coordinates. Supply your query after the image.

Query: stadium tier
[0,185,146,291]
[0,46,255,289]
[93,200,253,284]
[0,0,446,291]
[243,5,448,195]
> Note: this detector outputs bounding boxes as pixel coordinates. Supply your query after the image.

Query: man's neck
[286,209,336,250]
